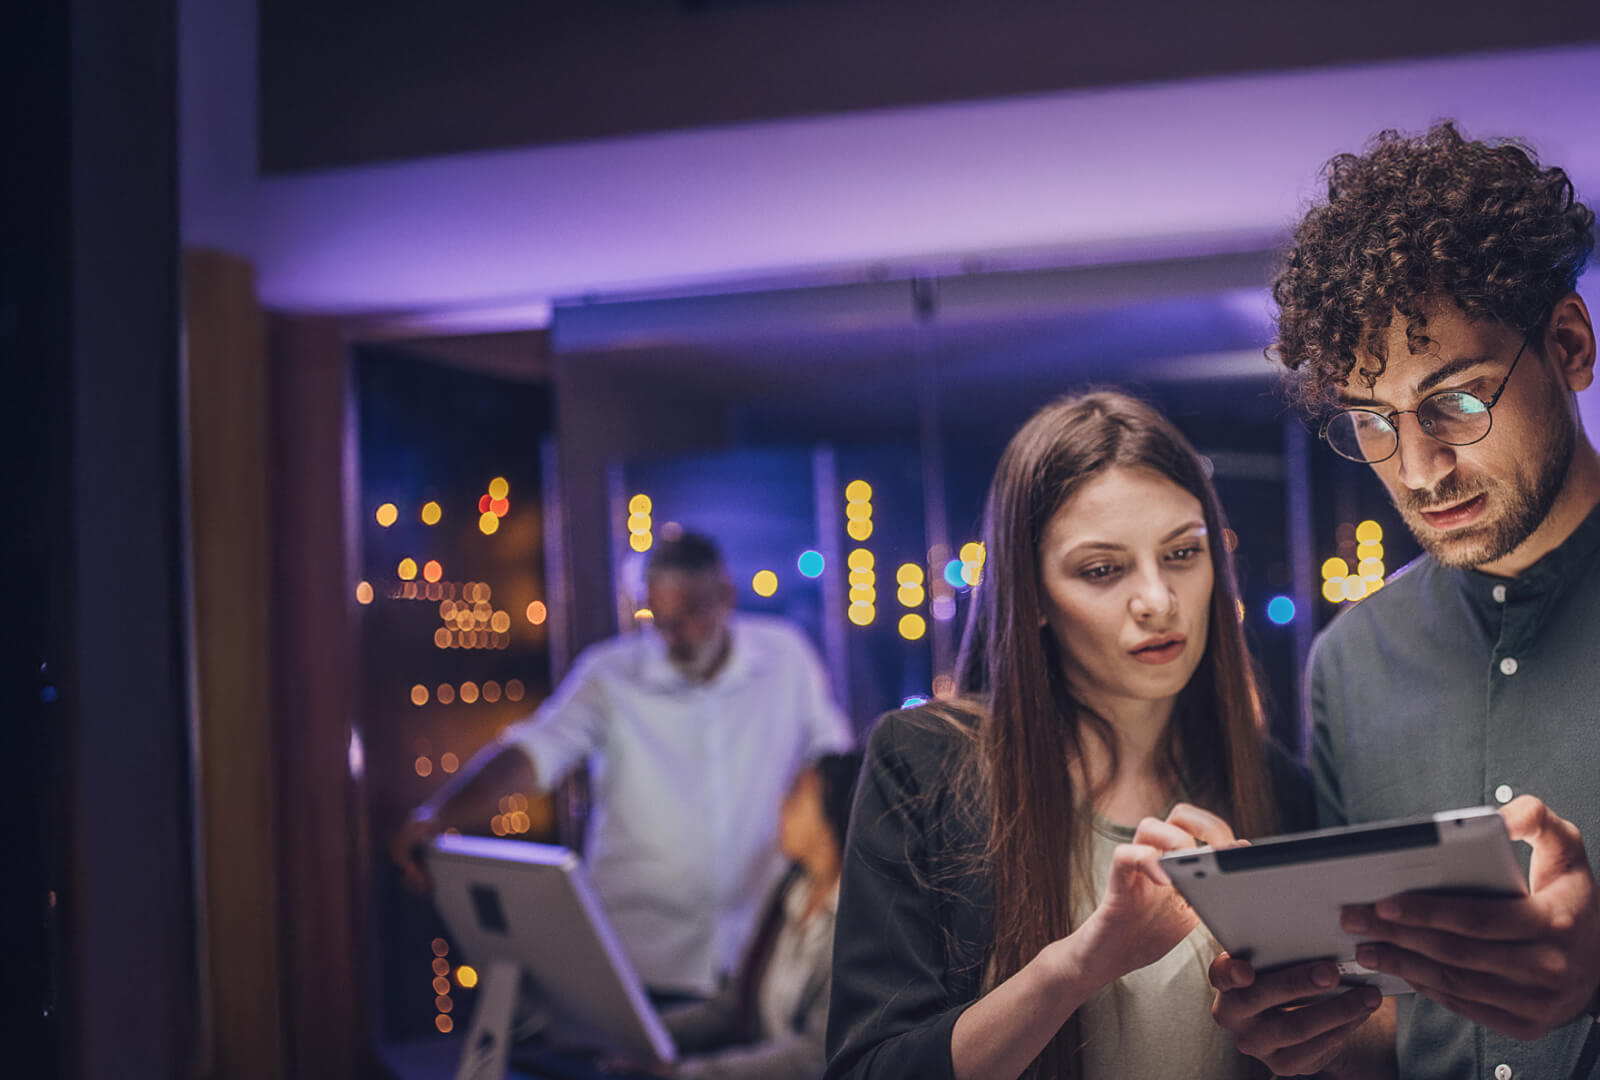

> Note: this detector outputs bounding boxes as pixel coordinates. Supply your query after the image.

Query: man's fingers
[1213,960,1341,1023]
[1230,984,1381,1062]
[1417,986,1552,1043]
[1344,918,1567,989]
[1350,893,1543,941]
[1209,951,1256,992]
[1260,1007,1380,1078]
[1354,940,1556,1005]
[1164,802,1238,849]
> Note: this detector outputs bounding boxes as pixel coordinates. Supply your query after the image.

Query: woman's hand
[1070,803,1239,986]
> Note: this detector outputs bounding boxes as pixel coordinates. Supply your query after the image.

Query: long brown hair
[937,391,1279,1080]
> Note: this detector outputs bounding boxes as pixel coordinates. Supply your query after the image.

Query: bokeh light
[422,560,443,583]
[488,477,510,500]
[421,501,442,525]
[898,613,927,641]
[479,512,500,536]
[797,550,825,578]
[526,601,548,625]
[355,581,374,605]
[1267,596,1296,625]
[376,503,398,527]
[752,570,778,597]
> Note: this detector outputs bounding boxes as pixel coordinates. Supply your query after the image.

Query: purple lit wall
[252,46,1600,319]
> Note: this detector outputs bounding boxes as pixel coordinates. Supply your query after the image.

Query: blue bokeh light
[901,695,929,709]
[943,559,967,588]
[1266,595,1296,625]
[797,550,825,578]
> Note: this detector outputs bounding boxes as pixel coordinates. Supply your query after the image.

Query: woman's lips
[1130,638,1186,665]
[1419,493,1487,531]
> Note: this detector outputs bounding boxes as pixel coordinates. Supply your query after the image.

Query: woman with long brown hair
[824,391,1312,1080]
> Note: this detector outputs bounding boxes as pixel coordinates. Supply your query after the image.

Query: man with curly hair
[1210,123,1600,1079]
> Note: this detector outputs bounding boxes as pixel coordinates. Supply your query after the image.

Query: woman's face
[1037,466,1214,716]
[778,767,829,863]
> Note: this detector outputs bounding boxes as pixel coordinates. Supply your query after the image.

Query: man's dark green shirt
[1310,500,1600,1080]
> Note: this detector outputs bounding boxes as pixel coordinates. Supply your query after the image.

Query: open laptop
[428,835,677,1080]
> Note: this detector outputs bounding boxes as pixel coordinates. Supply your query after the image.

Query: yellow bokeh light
[490,610,511,633]
[897,584,925,607]
[376,503,398,527]
[433,627,452,649]
[1355,520,1383,543]
[421,501,442,526]
[627,512,652,533]
[456,964,479,989]
[630,532,653,552]
[846,519,873,542]
[423,560,443,583]
[848,569,874,587]
[526,601,547,625]
[847,549,875,571]
[752,570,778,597]
[1356,541,1384,561]
[1358,557,1385,581]
[410,684,429,706]
[1322,579,1346,603]
[398,558,418,581]
[844,480,872,503]
[845,502,873,522]
[896,563,923,586]
[635,608,654,620]
[1236,599,1246,622]
[479,512,500,536]
[849,586,877,603]
[960,542,985,565]
[355,581,374,605]
[1320,557,1349,580]
[488,477,510,501]
[1342,576,1370,601]
[629,494,652,515]
[848,603,875,626]
[460,682,479,704]
[960,563,982,587]
[898,613,927,641]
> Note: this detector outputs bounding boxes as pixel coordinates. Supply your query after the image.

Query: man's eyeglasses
[1318,338,1531,464]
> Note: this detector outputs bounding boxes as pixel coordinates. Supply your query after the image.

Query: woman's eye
[1168,545,1203,562]
[1081,564,1119,581]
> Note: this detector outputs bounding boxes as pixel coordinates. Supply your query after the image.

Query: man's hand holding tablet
[1206,796,1600,1076]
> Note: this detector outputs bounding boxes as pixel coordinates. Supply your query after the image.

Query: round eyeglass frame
[1317,337,1531,464]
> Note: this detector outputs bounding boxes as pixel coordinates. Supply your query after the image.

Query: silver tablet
[1160,806,1527,994]
[428,834,677,1064]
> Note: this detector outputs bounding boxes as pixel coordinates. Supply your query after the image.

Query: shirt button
[1492,584,1507,603]
[1494,1065,1512,1080]
[1499,657,1519,676]
[1495,784,1514,804]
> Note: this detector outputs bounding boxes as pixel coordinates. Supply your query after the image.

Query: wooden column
[184,247,286,1079]
[268,312,372,1079]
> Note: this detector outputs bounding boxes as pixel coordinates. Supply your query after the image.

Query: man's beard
[1396,415,1574,569]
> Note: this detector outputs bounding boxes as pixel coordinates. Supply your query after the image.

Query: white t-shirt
[499,615,852,995]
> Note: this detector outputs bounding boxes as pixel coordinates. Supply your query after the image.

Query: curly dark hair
[1272,121,1595,409]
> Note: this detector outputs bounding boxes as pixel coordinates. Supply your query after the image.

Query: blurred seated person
[652,750,865,1080]
[392,531,853,999]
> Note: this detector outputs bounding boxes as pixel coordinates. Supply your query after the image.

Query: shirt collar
[1461,496,1600,602]
[638,616,762,691]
